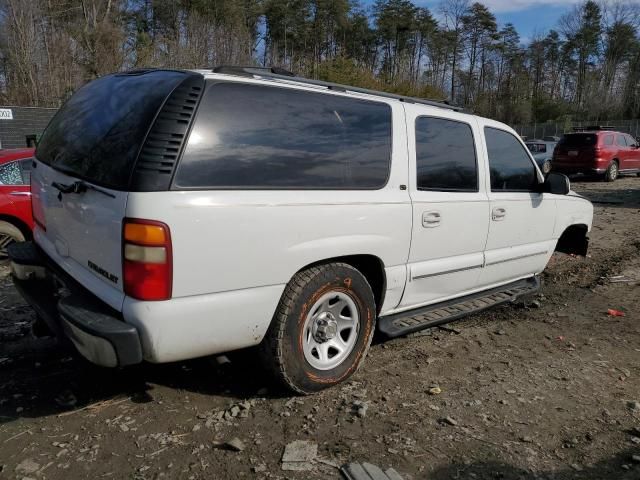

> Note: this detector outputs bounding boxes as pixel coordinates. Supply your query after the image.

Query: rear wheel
[0,221,25,260]
[604,161,618,182]
[541,161,552,175]
[259,263,376,394]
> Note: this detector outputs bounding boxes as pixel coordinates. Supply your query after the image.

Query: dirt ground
[0,176,639,480]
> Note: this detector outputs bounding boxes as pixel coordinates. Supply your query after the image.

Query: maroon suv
[552,127,640,181]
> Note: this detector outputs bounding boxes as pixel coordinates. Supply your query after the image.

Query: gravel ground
[0,176,639,480]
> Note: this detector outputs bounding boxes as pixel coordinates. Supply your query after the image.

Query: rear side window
[174,82,392,189]
[560,134,597,147]
[415,117,477,191]
[36,71,188,190]
[616,135,627,146]
[485,127,538,192]
[604,135,614,145]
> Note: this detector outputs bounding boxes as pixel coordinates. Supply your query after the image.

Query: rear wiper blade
[51,181,116,200]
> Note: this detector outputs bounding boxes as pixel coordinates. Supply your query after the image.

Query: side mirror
[543,172,570,195]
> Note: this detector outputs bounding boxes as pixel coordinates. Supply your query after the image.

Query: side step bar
[378,276,540,338]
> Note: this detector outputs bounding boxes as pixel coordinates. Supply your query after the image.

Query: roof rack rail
[211,65,464,112]
[572,125,616,131]
[213,65,295,77]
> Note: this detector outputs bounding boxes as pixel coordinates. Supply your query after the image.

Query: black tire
[541,161,552,175]
[604,161,618,182]
[0,220,25,260]
[259,262,376,394]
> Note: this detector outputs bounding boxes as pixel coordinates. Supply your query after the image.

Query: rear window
[174,82,392,189]
[36,70,188,190]
[559,134,597,147]
[526,143,546,153]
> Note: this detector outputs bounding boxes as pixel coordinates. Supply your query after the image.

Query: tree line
[1,0,639,124]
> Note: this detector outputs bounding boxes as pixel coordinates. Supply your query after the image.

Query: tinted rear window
[36,71,187,190]
[174,82,392,189]
[559,134,597,147]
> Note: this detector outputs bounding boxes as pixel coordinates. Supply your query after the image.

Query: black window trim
[170,79,394,191]
[0,158,33,187]
[414,115,479,193]
[484,125,542,194]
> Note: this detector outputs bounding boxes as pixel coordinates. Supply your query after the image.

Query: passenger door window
[616,135,627,147]
[484,127,538,192]
[415,117,477,192]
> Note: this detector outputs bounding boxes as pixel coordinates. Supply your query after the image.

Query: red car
[552,127,640,182]
[0,148,35,259]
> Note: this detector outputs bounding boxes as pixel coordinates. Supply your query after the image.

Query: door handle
[9,191,31,197]
[492,207,506,221]
[422,211,441,228]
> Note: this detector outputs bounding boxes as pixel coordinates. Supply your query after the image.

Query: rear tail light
[123,219,172,301]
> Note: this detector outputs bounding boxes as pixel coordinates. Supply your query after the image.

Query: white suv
[9,67,593,394]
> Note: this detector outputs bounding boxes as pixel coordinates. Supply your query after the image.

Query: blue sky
[362,0,581,43]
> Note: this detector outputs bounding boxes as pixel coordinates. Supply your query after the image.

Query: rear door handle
[492,207,506,221]
[422,211,441,228]
[9,191,31,197]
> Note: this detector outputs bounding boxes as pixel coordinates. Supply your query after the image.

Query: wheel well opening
[555,224,589,257]
[304,255,386,314]
[0,214,32,240]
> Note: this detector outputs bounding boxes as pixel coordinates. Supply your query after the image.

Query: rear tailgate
[32,69,197,311]
[553,133,598,168]
[31,162,127,310]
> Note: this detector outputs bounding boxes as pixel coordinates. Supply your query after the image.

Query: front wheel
[541,161,552,175]
[259,263,376,394]
[604,162,618,182]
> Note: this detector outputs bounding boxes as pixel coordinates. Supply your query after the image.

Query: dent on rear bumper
[122,284,286,363]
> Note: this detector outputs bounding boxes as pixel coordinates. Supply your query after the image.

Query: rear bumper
[8,242,142,367]
[552,165,606,175]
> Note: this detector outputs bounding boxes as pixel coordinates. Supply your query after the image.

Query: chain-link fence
[512,119,640,140]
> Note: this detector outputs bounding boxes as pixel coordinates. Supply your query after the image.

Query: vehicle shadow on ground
[428,448,639,480]
[0,337,281,424]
